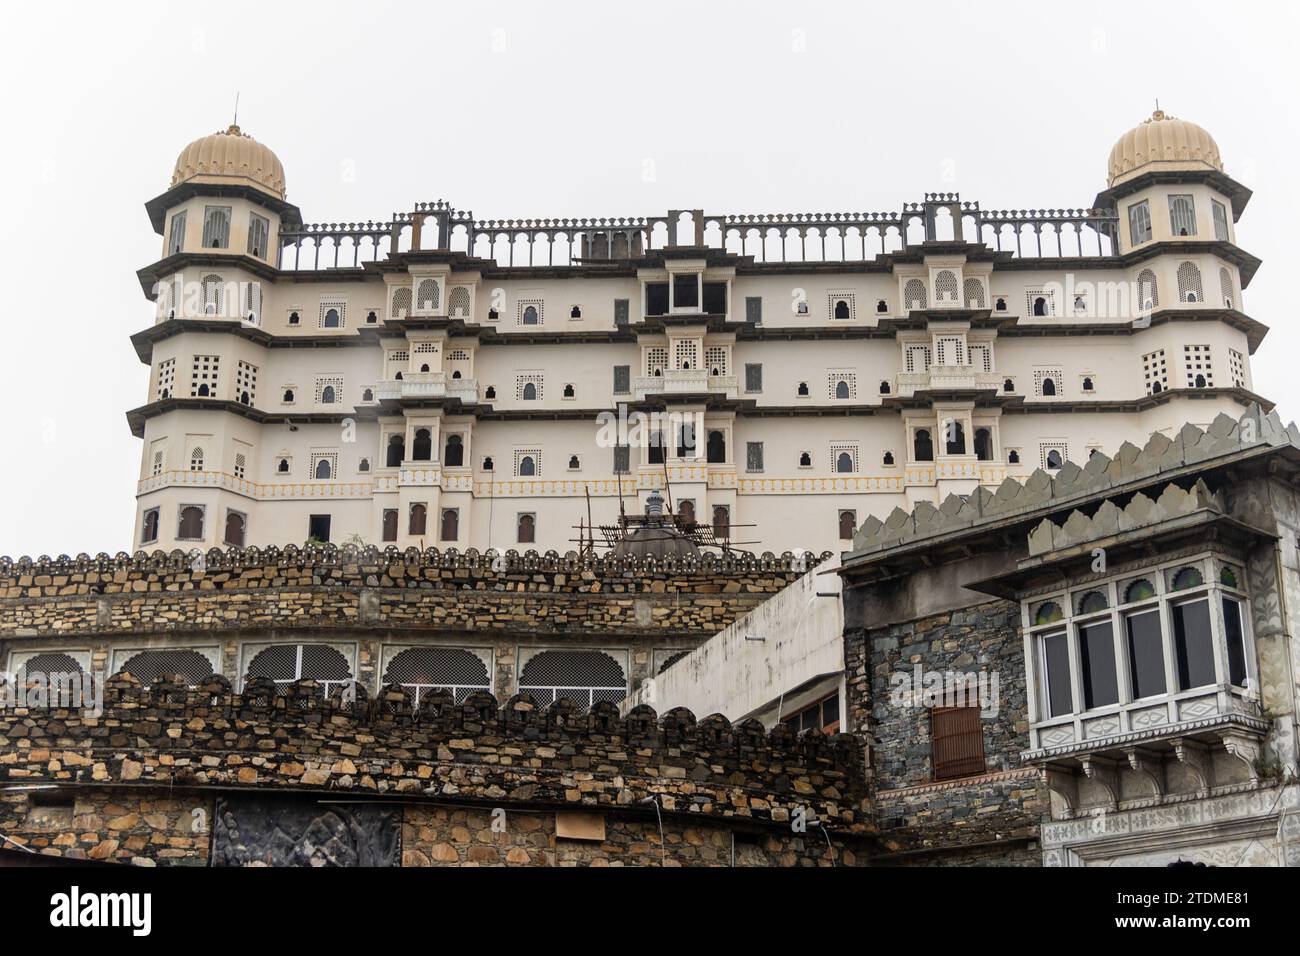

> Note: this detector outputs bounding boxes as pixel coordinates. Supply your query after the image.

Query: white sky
[1,0,1297,558]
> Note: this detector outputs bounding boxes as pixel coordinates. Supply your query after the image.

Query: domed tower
[131,125,305,553]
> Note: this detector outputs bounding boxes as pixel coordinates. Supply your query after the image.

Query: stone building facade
[840,405,1300,866]
[130,109,1264,557]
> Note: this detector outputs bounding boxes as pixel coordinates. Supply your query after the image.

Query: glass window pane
[1126,609,1167,699]
[1222,597,1248,688]
[1172,599,1216,690]
[1042,632,1072,717]
[1079,621,1119,710]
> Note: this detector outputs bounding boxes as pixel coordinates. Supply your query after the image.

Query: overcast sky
[0,0,1296,558]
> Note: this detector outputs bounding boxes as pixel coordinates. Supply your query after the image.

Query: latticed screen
[383,648,490,703]
[15,653,85,681]
[115,650,214,687]
[518,650,626,706]
[245,644,353,694]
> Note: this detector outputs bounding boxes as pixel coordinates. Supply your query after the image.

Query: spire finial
[233,91,240,127]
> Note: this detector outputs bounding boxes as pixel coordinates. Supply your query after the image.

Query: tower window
[247,213,270,259]
[409,503,428,536]
[838,510,856,541]
[412,428,433,461]
[439,508,459,541]
[1128,200,1152,245]
[382,509,398,542]
[945,421,966,456]
[913,429,934,462]
[517,513,536,544]
[141,508,160,544]
[974,428,992,461]
[444,434,464,467]
[706,430,726,464]
[177,505,205,540]
[1169,195,1197,237]
[224,510,247,547]
[202,206,231,249]
[386,434,405,467]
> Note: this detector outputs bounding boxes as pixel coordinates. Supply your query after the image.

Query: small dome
[171,124,286,199]
[1107,109,1222,188]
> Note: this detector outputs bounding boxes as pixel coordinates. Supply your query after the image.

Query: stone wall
[843,593,1044,863]
[0,675,871,866]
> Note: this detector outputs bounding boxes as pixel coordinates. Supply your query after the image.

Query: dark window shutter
[614,299,629,326]
[745,296,762,325]
[745,363,763,393]
[613,365,630,394]
[746,441,764,472]
[931,706,985,781]
[613,445,630,473]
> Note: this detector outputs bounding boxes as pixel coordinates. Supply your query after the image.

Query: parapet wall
[0,675,870,837]
[0,545,827,638]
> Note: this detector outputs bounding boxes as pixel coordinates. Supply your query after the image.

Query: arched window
[706,430,726,463]
[1077,590,1108,614]
[482,456,494,471]
[1008,450,1020,464]
[1082,377,1094,392]
[283,389,295,402]
[678,500,696,524]
[799,451,812,467]
[1124,578,1156,602]
[835,380,850,399]
[913,429,934,462]
[420,363,430,373]
[1033,601,1063,626]
[444,434,464,466]
[522,382,537,401]
[712,505,730,538]
[115,649,215,688]
[1041,378,1056,396]
[239,390,250,405]
[883,451,895,465]
[833,299,851,320]
[417,278,440,311]
[190,447,205,471]
[1171,566,1204,591]
[141,508,160,543]
[944,422,966,455]
[1138,269,1159,311]
[382,509,398,541]
[974,428,991,461]
[519,455,536,477]
[197,383,210,397]
[358,458,370,473]
[904,278,927,311]
[383,648,490,705]
[1177,261,1204,303]
[876,299,888,313]
[452,370,462,379]
[1046,449,1063,469]
[563,383,575,398]
[797,382,810,397]
[277,458,290,473]
[484,386,496,400]
[522,305,539,325]
[1003,378,1015,393]
[517,513,536,543]
[245,644,353,696]
[879,381,891,394]
[366,310,378,324]
[178,505,204,539]
[838,510,856,540]
[570,305,582,319]
[362,388,373,402]
[288,311,300,325]
[1194,373,1207,388]
[224,511,246,546]
[836,452,854,473]
[315,459,332,480]
[440,508,459,541]
[1032,297,1047,316]
[1220,267,1234,309]
[568,454,580,470]
[323,308,341,328]
[383,434,405,468]
[412,428,432,461]
[202,274,224,315]
[409,503,427,536]
[517,650,627,707]
[995,297,1007,312]
[395,372,403,381]
[390,287,412,319]
[321,385,336,404]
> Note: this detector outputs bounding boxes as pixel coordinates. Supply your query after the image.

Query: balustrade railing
[276,194,1118,273]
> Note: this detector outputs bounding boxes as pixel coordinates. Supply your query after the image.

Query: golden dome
[1107,109,1222,188]
[170,124,286,199]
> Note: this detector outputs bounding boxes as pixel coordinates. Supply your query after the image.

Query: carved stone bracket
[1171,738,1215,797]
[1220,731,1262,786]
[1043,763,1080,819]
[1124,747,1166,800]
[1079,755,1121,812]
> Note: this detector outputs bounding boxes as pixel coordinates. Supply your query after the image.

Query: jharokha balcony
[633,369,739,401]
[372,373,479,404]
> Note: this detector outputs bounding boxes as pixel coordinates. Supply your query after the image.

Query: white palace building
[130,109,1265,555]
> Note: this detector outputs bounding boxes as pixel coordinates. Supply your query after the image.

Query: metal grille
[15,653,85,682]
[115,650,214,687]
[246,644,353,695]
[518,650,626,707]
[383,648,490,704]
